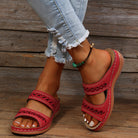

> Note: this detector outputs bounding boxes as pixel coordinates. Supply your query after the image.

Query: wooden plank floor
[0,91,138,138]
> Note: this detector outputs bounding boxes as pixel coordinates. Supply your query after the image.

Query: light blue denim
[27,0,89,64]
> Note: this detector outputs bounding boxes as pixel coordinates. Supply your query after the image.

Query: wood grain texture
[0,67,137,99]
[85,0,138,37]
[0,1,138,137]
[0,30,138,58]
[0,30,48,52]
[0,52,137,72]
[0,0,138,37]
[0,92,138,137]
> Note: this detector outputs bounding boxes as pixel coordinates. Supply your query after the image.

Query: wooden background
[0,0,138,99]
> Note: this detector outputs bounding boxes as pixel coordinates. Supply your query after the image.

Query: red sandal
[11,90,60,135]
[81,49,124,131]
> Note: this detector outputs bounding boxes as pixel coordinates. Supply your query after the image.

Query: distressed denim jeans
[27,0,89,63]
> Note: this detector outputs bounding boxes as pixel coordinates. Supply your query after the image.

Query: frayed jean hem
[45,50,72,64]
[47,28,90,53]
[45,29,90,64]
[66,30,90,49]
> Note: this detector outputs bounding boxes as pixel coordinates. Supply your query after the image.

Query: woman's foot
[68,39,111,128]
[12,57,64,128]
[80,48,111,127]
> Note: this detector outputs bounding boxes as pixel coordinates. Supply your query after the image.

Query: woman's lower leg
[12,57,64,128]
[67,39,111,127]
[35,56,64,96]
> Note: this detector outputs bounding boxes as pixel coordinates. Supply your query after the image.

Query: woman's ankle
[34,57,63,97]
[35,81,60,97]
[67,39,92,64]
[79,48,112,84]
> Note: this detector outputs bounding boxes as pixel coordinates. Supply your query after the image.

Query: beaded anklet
[72,43,94,68]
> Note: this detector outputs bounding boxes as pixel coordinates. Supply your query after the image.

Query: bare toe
[13,117,23,127]
[92,117,99,127]
[32,120,38,128]
[20,118,29,128]
[85,114,92,124]
[25,118,33,128]
[89,117,99,128]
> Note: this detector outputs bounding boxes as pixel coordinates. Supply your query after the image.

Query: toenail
[87,120,89,124]
[89,121,94,127]
[15,121,20,124]
[84,118,87,122]
[32,124,36,128]
[21,125,25,127]
[26,125,30,128]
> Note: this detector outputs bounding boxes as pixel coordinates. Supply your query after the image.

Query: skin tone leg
[12,57,64,128]
[67,39,111,127]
